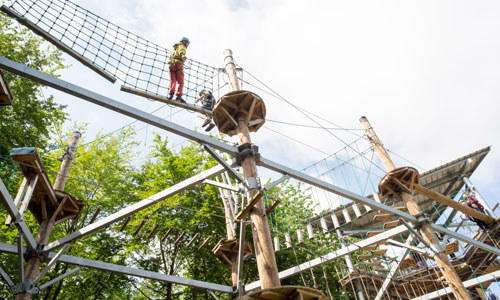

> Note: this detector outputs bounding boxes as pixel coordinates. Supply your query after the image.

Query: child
[195,89,216,132]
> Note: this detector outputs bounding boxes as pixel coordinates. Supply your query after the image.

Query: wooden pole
[359,116,472,300]
[224,49,280,289]
[413,184,495,223]
[16,131,81,300]
[53,132,81,191]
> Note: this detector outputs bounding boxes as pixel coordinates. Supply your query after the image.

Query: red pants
[169,63,184,96]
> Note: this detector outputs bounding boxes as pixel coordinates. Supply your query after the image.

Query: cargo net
[3,0,217,101]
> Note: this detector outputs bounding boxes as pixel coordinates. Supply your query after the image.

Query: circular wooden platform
[212,90,266,136]
[240,286,327,300]
[378,166,420,199]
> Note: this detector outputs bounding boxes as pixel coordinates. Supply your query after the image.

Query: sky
[6,0,500,296]
[44,0,500,207]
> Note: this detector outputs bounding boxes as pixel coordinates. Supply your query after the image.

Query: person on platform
[167,37,190,103]
[461,190,489,230]
[194,89,216,132]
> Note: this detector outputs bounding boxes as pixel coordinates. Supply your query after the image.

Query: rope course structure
[0,1,499,300]
[1,0,217,103]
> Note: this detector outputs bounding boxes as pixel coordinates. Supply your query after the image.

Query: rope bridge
[2,0,217,102]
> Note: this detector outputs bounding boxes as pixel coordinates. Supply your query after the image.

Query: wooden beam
[198,235,213,250]
[5,178,27,226]
[186,233,200,248]
[146,223,160,240]
[0,70,14,105]
[133,219,148,237]
[49,196,67,224]
[236,191,263,221]
[119,216,131,232]
[225,49,280,290]
[120,86,211,115]
[265,198,281,216]
[360,116,474,300]
[244,98,257,125]
[41,199,47,221]
[89,206,101,224]
[54,214,77,226]
[414,184,495,224]
[174,230,187,246]
[219,106,239,128]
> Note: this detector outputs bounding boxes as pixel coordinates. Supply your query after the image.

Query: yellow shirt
[168,43,187,64]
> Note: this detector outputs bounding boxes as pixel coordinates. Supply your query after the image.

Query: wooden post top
[212,90,266,136]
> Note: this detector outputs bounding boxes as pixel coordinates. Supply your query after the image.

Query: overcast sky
[42,0,500,209]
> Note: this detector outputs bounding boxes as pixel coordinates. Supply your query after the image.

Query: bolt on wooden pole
[223,49,280,289]
[359,116,472,300]
[16,131,81,300]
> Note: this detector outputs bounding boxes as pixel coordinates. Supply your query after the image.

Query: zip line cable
[266,118,365,131]
[235,64,386,174]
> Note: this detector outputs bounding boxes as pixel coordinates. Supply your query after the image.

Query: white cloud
[62,0,500,207]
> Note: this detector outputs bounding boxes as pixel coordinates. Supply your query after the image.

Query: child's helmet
[200,89,212,97]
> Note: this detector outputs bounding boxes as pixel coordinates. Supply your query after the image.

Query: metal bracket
[202,144,249,190]
[399,218,444,256]
[234,143,260,166]
[245,177,261,191]
[430,242,445,254]
[413,213,431,230]
[24,243,47,261]
[14,279,38,294]
[263,175,289,192]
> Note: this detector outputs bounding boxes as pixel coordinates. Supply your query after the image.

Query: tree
[0,126,140,299]
[38,126,140,300]
[127,134,231,300]
[0,12,67,185]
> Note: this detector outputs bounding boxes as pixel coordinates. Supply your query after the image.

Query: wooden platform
[239,286,327,300]
[212,90,265,136]
[212,238,252,266]
[341,226,500,299]
[383,219,400,228]
[11,147,83,223]
[0,70,14,105]
[373,214,391,221]
[309,147,491,238]
[378,166,419,199]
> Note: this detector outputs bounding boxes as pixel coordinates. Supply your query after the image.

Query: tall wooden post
[16,131,81,300]
[359,116,472,300]
[224,49,280,289]
[223,192,239,286]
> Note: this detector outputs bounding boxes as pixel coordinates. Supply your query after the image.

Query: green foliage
[0,13,68,190]
[264,182,347,299]
[125,134,231,299]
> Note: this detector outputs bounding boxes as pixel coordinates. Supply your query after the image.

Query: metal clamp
[24,244,47,260]
[14,280,38,294]
[245,177,261,191]
[234,143,260,166]
[413,213,431,230]
[430,242,445,254]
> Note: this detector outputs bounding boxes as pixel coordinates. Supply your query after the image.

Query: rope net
[3,0,217,102]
